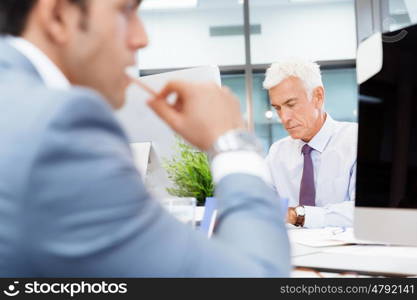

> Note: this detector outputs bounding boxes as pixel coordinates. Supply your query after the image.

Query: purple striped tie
[299,144,316,206]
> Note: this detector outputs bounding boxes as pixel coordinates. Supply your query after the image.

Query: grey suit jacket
[0,39,290,277]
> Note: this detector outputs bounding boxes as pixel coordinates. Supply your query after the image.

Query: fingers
[157,80,190,99]
[146,80,190,129]
[147,80,227,135]
[147,96,182,131]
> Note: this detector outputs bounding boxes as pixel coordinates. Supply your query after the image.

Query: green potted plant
[163,137,214,206]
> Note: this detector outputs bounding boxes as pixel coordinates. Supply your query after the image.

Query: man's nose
[280,109,292,125]
[129,16,149,51]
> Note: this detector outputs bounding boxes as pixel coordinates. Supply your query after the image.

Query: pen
[330,227,346,235]
[130,77,158,97]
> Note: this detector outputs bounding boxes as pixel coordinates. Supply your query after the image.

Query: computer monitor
[354,24,417,246]
[116,65,221,196]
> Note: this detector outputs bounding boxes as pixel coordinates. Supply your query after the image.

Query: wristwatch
[294,205,305,227]
[207,129,264,160]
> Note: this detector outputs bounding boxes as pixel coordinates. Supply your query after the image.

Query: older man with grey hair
[264,59,357,228]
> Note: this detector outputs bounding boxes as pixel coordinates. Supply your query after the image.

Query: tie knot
[302,144,313,155]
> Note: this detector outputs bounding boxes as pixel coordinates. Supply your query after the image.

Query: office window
[221,74,247,115]
[249,0,357,64]
[387,0,416,31]
[138,0,245,70]
[253,68,358,153]
[136,0,359,150]
[322,68,358,123]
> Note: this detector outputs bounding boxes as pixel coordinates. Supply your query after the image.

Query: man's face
[62,0,148,108]
[269,76,324,141]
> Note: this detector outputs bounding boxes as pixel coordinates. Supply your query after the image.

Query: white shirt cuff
[210,151,271,184]
[303,206,326,228]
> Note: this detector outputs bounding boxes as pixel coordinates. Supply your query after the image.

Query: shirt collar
[297,113,335,154]
[5,36,70,90]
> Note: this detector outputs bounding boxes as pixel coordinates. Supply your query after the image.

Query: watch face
[295,206,305,216]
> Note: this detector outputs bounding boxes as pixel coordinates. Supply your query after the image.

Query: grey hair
[263,58,323,99]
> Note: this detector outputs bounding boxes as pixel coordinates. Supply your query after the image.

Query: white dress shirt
[6,37,269,185]
[266,114,358,228]
[6,36,70,90]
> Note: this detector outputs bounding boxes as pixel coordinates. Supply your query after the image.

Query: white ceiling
[140,0,352,12]
[200,0,351,9]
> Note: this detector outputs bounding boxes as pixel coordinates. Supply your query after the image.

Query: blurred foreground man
[0,0,290,276]
[264,59,357,228]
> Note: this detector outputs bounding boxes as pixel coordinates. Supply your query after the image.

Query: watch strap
[207,129,263,160]
[294,206,305,227]
[294,215,305,227]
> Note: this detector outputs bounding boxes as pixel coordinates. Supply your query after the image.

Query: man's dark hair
[0,0,88,36]
[0,0,142,37]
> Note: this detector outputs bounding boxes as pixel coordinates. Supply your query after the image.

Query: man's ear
[312,86,325,109]
[37,0,81,44]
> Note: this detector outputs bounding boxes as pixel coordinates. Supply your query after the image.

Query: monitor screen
[356,24,417,209]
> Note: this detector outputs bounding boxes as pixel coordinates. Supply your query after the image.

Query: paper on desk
[329,228,387,245]
[289,228,348,248]
[296,240,350,248]
[291,269,371,278]
[289,227,386,248]
[322,245,417,258]
[291,243,322,257]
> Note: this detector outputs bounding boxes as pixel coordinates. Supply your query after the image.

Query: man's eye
[122,3,136,15]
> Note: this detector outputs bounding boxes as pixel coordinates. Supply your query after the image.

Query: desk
[289,227,417,277]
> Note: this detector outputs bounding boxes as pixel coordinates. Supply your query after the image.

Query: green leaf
[163,137,214,205]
